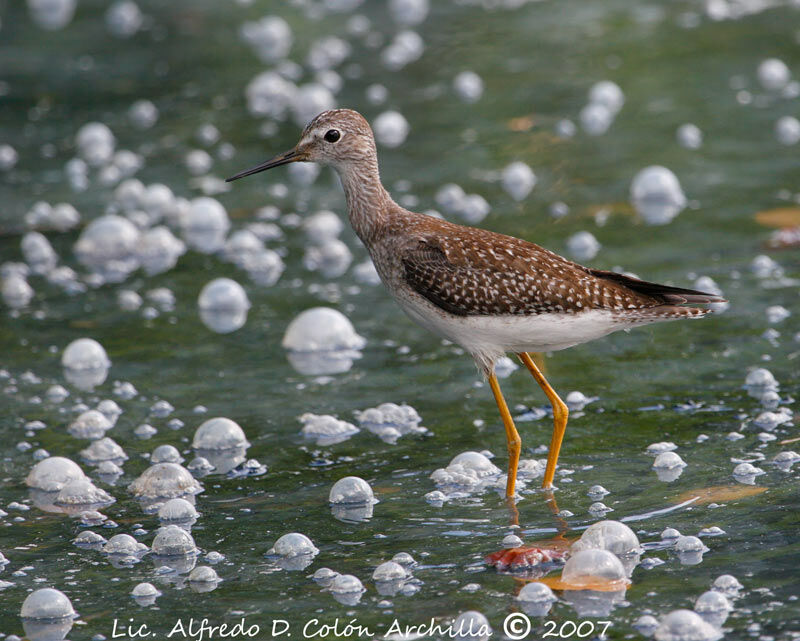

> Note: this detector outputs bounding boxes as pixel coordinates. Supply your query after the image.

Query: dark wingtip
[662,293,727,304]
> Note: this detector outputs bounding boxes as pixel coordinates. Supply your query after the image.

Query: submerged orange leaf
[755,207,800,228]
[535,575,630,592]
[508,115,535,131]
[673,485,767,505]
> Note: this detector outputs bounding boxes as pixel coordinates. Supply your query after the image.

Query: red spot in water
[485,546,567,571]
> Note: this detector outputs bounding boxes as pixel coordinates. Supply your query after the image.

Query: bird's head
[226,109,376,182]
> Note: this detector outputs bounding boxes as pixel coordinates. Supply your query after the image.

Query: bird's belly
[392,289,634,370]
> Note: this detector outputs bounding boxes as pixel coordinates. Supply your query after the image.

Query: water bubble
[74,215,140,282]
[96,399,123,423]
[589,80,625,115]
[245,71,297,119]
[131,582,160,598]
[381,30,424,71]
[517,582,557,616]
[775,116,800,145]
[329,476,377,504]
[565,391,597,411]
[1,273,34,308]
[675,535,708,553]
[425,490,447,505]
[151,444,183,464]
[307,36,351,71]
[303,238,353,278]
[389,0,429,25]
[152,525,198,556]
[633,614,660,636]
[27,0,77,30]
[0,143,18,171]
[268,532,319,558]
[732,462,765,484]
[158,498,199,524]
[752,410,791,431]
[129,100,159,129]
[75,122,116,167]
[711,574,742,596]
[630,166,687,225]
[20,587,76,619]
[188,565,220,586]
[286,162,320,188]
[187,456,214,475]
[282,307,365,375]
[373,561,407,582]
[73,530,107,547]
[192,417,249,451]
[654,610,722,641]
[242,248,285,287]
[562,548,627,585]
[21,232,58,275]
[128,463,203,501]
[566,231,600,261]
[766,304,791,324]
[104,533,147,556]
[312,567,340,587]
[453,70,484,103]
[304,210,344,244]
[773,450,800,471]
[68,410,113,439]
[758,58,791,91]
[292,84,336,128]
[452,611,491,641]
[556,119,577,138]
[653,451,686,469]
[572,520,641,571]
[329,573,365,605]
[137,226,186,276]
[694,590,732,628]
[61,338,111,392]
[431,451,502,490]
[240,16,293,63]
[80,438,127,464]
[373,111,410,148]
[134,423,157,439]
[185,149,213,176]
[585,486,609,502]
[26,457,87,491]
[501,161,536,201]
[435,183,466,214]
[182,197,230,253]
[54,479,115,509]
[299,413,359,446]
[106,0,142,37]
[579,102,614,136]
[744,368,778,401]
[198,278,250,334]
[677,123,703,149]
[355,402,426,443]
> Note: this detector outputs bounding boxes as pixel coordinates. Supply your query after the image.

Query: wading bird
[227,109,723,497]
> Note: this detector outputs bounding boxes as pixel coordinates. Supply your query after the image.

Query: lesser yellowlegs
[227,109,724,496]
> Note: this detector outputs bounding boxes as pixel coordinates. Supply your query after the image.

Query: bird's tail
[589,269,727,305]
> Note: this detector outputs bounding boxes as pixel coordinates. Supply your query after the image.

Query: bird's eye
[324,129,341,143]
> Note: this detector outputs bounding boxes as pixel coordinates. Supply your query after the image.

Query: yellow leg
[487,372,521,498]
[518,352,569,489]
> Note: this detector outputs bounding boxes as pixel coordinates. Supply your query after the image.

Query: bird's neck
[337,159,393,244]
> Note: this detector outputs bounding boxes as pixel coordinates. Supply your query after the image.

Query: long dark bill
[225,148,304,182]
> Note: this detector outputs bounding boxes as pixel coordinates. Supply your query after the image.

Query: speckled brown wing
[399,229,632,316]
[399,225,722,317]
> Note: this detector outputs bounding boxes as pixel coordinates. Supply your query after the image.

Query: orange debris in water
[673,485,767,505]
